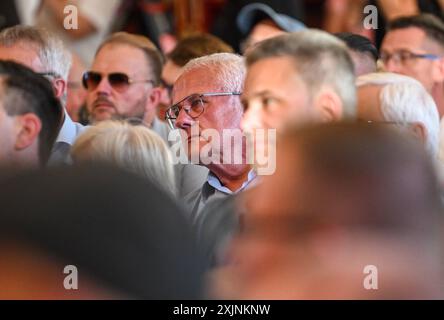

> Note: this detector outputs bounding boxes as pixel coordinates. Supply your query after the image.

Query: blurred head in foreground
[0,165,205,299]
[211,122,444,299]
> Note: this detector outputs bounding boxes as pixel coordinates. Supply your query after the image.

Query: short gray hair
[357,72,440,157]
[71,121,176,197]
[181,53,246,93]
[0,25,72,82]
[246,29,356,119]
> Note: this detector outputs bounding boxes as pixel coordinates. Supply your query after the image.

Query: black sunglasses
[82,71,154,92]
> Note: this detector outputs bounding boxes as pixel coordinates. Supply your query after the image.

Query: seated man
[335,32,379,76]
[199,30,357,266]
[0,25,85,165]
[166,53,254,220]
[356,72,440,159]
[84,32,163,127]
[381,14,444,116]
[242,29,356,134]
[211,122,444,299]
[0,60,62,169]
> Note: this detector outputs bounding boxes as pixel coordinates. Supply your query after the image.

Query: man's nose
[175,107,194,129]
[95,76,113,94]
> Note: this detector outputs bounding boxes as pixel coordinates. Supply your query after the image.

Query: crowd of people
[0,1,444,299]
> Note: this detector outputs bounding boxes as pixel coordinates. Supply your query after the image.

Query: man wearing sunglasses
[381,14,444,117]
[84,32,163,127]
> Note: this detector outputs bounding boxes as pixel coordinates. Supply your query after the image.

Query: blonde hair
[71,121,176,197]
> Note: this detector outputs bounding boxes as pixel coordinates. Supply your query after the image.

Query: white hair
[181,53,245,93]
[357,72,440,157]
[0,26,72,82]
[71,121,176,197]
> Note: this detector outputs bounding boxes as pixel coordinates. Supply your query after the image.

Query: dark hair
[97,32,164,86]
[0,60,63,166]
[334,32,379,61]
[388,14,444,49]
[168,33,234,67]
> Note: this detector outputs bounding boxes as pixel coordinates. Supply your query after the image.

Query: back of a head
[283,122,442,239]
[357,72,440,157]
[335,33,379,62]
[0,164,205,299]
[0,60,63,166]
[0,25,72,81]
[181,52,246,93]
[71,121,176,197]
[168,33,234,67]
[246,30,356,119]
[388,14,444,50]
[97,32,163,86]
[335,32,378,75]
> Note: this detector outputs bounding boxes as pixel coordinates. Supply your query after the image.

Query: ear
[410,122,427,145]
[142,87,162,125]
[14,113,42,151]
[146,87,162,112]
[315,90,344,122]
[53,78,67,99]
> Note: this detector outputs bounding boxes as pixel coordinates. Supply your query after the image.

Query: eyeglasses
[165,92,241,129]
[380,50,442,66]
[82,71,154,92]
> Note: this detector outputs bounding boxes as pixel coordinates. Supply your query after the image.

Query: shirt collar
[207,169,257,195]
[56,111,78,145]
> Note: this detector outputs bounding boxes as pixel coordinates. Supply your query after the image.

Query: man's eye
[262,97,275,108]
[242,100,249,111]
[399,51,413,60]
[190,99,201,108]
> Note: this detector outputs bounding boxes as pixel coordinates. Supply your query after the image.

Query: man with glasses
[167,53,255,220]
[381,14,444,116]
[159,33,234,122]
[196,30,356,267]
[0,25,85,165]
